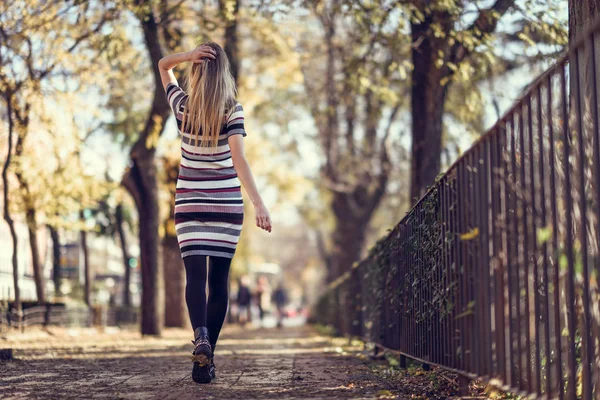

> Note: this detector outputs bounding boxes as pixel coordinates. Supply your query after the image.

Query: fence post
[457,375,470,396]
[399,354,407,369]
[44,303,51,327]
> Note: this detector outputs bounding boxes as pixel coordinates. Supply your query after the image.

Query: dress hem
[180,250,235,260]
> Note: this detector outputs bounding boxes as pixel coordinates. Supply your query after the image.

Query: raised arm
[229,135,272,233]
[158,45,216,90]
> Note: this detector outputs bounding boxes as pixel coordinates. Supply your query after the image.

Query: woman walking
[158,42,272,384]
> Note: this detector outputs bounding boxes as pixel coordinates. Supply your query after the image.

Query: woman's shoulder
[230,101,243,112]
[227,102,244,121]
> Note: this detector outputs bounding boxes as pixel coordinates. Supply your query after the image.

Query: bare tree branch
[447,0,516,70]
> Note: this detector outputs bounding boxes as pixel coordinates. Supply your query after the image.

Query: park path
[1,323,400,399]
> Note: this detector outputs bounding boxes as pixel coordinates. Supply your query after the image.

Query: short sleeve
[165,82,188,120]
[225,103,247,138]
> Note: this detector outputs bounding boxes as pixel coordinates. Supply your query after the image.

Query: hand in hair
[189,44,217,64]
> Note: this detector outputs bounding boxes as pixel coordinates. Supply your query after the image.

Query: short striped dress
[166,82,247,259]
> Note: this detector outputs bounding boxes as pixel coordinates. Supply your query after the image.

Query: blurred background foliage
[0,0,567,334]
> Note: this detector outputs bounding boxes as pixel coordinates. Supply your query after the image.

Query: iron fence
[314,19,600,400]
[0,303,140,333]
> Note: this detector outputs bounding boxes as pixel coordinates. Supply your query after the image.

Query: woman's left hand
[188,45,216,64]
[254,202,272,233]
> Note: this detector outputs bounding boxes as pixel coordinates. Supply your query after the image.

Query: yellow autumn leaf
[459,227,479,240]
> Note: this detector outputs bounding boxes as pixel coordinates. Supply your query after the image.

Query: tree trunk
[121,1,181,335]
[124,157,164,335]
[327,190,375,283]
[25,206,45,303]
[115,204,131,307]
[161,156,186,328]
[139,184,164,335]
[48,225,61,298]
[163,234,187,327]
[569,0,600,40]
[328,214,368,283]
[220,0,240,84]
[80,210,91,306]
[220,0,241,325]
[12,102,45,304]
[569,0,600,97]
[2,93,21,322]
[409,18,450,202]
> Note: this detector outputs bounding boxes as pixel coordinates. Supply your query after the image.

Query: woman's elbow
[158,57,167,70]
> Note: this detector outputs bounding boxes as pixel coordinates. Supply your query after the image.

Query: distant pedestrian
[159,42,272,385]
[273,283,287,328]
[255,275,271,323]
[237,276,252,325]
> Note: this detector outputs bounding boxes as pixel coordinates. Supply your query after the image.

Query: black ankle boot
[191,327,212,384]
[209,343,216,379]
[209,359,216,380]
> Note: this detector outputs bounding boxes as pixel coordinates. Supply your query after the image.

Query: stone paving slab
[0,325,394,399]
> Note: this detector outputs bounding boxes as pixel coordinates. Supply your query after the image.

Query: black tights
[184,255,231,351]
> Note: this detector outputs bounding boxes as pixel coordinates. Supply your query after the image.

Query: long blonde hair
[182,42,237,149]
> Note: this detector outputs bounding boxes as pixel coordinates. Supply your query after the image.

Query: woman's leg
[206,256,232,351]
[183,255,208,330]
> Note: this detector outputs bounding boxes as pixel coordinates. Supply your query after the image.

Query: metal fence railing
[314,20,600,400]
[0,303,140,333]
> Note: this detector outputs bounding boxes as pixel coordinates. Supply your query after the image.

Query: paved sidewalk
[1,324,399,399]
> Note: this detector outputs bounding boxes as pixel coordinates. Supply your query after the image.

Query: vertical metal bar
[436,184,443,365]
[437,183,442,364]
[515,110,525,390]
[406,215,410,355]
[415,209,419,360]
[452,173,460,370]
[431,192,436,364]
[504,118,516,388]
[424,201,429,364]
[448,177,453,367]
[527,93,541,394]
[476,145,485,377]
[410,212,415,357]
[560,60,577,400]
[442,177,451,366]
[404,216,413,354]
[417,205,422,360]
[474,144,485,376]
[471,147,482,377]
[470,150,477,375]
[587,30,600,400]
[413,211,417,358]
[572,42,593,400]
[459,160,468,371]
[510,114,523,389]
[428,198,433,363]
[547,73,564,400]
[465,152,474,373]
[399,224,405,354]
[481,138,493,377]
[406,220,410,355]
[537,83,552,397]
[490,130,499,377]
[494,127,507,383]
[438,182,444,366]
[518,104,533,392]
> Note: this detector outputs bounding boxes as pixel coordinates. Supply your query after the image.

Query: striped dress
[166,82,246,259]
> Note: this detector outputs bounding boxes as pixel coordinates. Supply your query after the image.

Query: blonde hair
[182,42,237,149]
